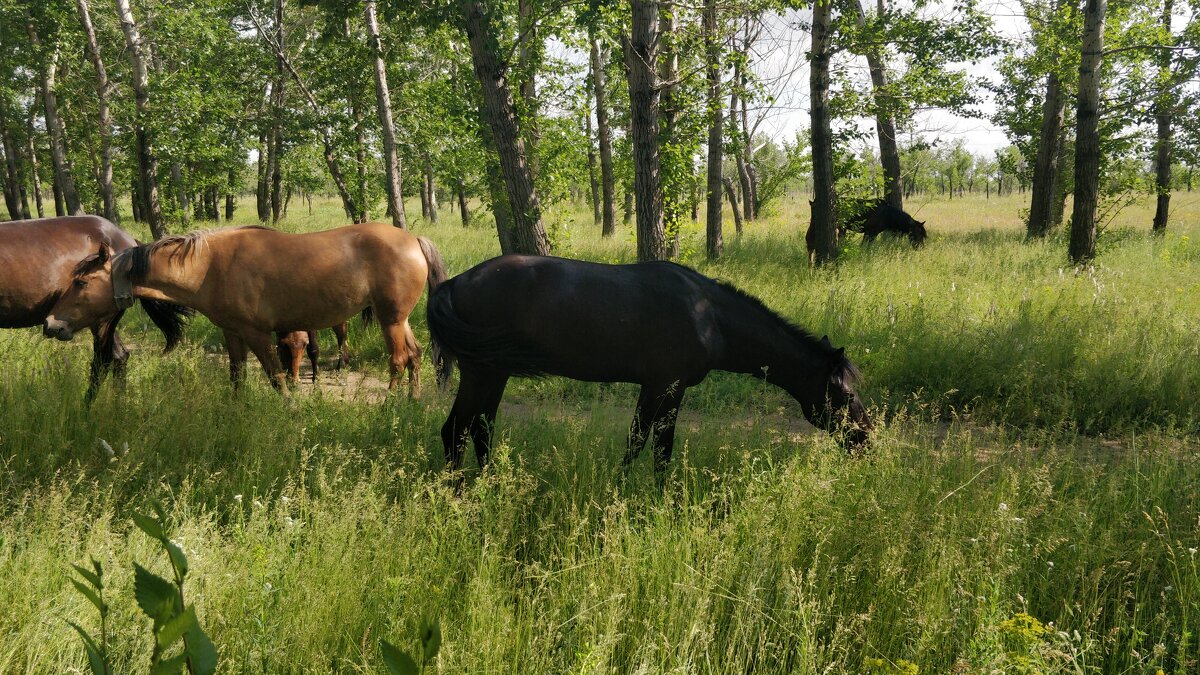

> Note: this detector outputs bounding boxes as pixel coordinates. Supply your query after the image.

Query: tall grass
[1,191,1197,672]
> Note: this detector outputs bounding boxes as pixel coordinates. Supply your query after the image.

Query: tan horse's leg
[404,324,422,398]
[243,330,288,392]
[381,321,420,397]
[223,330,249,390]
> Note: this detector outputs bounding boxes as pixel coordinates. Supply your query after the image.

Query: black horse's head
[909,220,928,248]
[802,336,871,451]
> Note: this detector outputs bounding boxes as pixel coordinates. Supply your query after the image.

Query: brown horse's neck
[131,244,210,307]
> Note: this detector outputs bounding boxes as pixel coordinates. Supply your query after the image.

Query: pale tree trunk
[26,110,45,218]
[1069,0,1106,264]
[590,31,616,237]
[737,22,758,219]
[26,19,82,216]
[76,0,115,221]
[704,0,723,259]
[808,0,838,264]
[251,11,361,224]
[1027,70,1064,237]
[268,0,286,223]
[585,106,601,226]
[730,60,754,222]
[172,162,190,224]
[1051,127,1070,228]
[1152,0,1174,234]
[625,0,667,261]
[352,93,369,222]
[462,0,549,255]
[853,0,902,209]
[424,155,438,223]
[116,0,164,237]
[722,177,744,237]
[365,0,406,228]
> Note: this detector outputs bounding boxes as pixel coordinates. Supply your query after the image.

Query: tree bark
[808,0,838,264]
[0,115,29,219]
[730,61,754,222]
[457,177,470,226]
[658,2,682,253]
[585,105,601,226]
[365,0,406,228]
[590,31,616,237]
[1069,0,1106,264]
[76,0,116,221]
[517,0,540,180]
[27,19,82,216]
[625,0,667,261]
[116,0,165,237]
[852,0,902,209]
[424,155,438,223]
[704,0,723,259]
[351,93,369,222]
[722,177,743,237]
[1152,0,1174,234]
[1027,69,1065,237]
[462,0,549,255]
[225,167,236,220]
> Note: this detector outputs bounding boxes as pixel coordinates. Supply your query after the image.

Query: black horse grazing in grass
[428,256,871,475]
[847,199,927,247]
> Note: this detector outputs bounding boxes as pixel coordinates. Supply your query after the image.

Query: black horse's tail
[426,282,547,378]
[417,236,453,388]
[140,298,193,353]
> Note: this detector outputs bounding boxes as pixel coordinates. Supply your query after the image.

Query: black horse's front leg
[623,383,686,475]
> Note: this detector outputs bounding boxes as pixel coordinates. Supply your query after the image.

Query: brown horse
[0,216,189,398]
[45,223,449,394]
[276,322,349,384]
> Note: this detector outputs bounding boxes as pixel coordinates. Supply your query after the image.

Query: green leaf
[380,639,419,675]
[71,579,106,614]
[149,652,187,675]
[162,538,189,578]
[133,563,177,624]
[419,618,441,663]
[186,624,219,675]
[132,512,166,541]
[156,607,196,650]
[72,562,102,589]
[67,622,105,675]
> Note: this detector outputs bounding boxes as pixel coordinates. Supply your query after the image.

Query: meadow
[1,191,1199,673]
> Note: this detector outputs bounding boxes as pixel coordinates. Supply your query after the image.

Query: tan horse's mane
[120,225,271,283]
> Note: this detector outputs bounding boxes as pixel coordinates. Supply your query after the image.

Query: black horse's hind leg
[440,366,508,472]
[622,383,686,474]
[306,330,320,383]
[87,313,128,401]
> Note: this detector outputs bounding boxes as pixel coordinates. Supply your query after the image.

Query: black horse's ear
[820,335,832,348]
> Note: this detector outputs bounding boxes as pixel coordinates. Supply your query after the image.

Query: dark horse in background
[846,199,927,247]
[428,256,871,475]
[0,216,190,398]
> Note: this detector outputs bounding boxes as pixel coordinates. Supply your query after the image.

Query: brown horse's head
[44,244,122,341]
[807,336,872,451]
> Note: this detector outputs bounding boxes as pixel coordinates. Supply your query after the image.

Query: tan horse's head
[44,244,129,340]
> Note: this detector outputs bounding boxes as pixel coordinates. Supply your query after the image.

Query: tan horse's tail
[417,236,453,388]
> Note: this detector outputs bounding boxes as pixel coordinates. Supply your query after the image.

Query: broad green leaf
[162,538,189,578]
[149,652,187,675]
[380,639,418,675]
[68,622,106,675]
[71,580,106,614]
[72,562,102,589]
[133,563,177,624]
[156,607,196,650]
[186,624,219,675]
[67,621,101,654]
[132,512,165,541]
[419,618,442,662]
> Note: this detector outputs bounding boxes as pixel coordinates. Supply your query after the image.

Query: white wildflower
[233,494,243,504]
[998,502,1009,512]
[98,439,115,459]
[281,496,290,505]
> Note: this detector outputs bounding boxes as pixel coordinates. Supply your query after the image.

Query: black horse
[846,199,927,247]
[428,256,871,474]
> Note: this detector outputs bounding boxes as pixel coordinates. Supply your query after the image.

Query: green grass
[1,191,1198,673]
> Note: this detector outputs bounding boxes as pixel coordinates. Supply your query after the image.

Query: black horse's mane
[120,226,271,283]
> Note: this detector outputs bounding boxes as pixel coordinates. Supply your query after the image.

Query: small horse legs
[440,366,509,472]
[622,383,686,475]
[225,330,288,391]
[382,321,421,397]
[224,331,248,389]
[87,314,128,401]
[332,321,349,370]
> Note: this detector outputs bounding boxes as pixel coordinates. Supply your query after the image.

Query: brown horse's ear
[95,243,111,264]
[110,249,135,310]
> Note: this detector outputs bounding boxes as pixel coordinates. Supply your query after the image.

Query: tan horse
[46,223,450,395]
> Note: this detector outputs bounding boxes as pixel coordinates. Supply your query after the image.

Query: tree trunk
[625,0,667,261]
[116,0,165,237]
[1051,128,1070,228]
[424,155,438,223]
[1151,0,1174,234]
[0,115,29,219]
[722,177,744,237]
[365,0,406,228]
[590,31,616,237]
[852,0,902,209]
[658,2,682,254]
[704,0,723,259]
[730,64,754,223]
[225,166,236,220]
[268,0,287,223]
[1069,0,1106,264]
[256,130,269,220]
[808,0,838,264]
[1026,70,1065,237]
[173,162,191,224]
[462,0,549,255]
[457,177,470,226]
[76,0,116,221]
[27,19,82,216]
[351,93,369,223]
[585,105,601,226]
[517,0,540,180]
